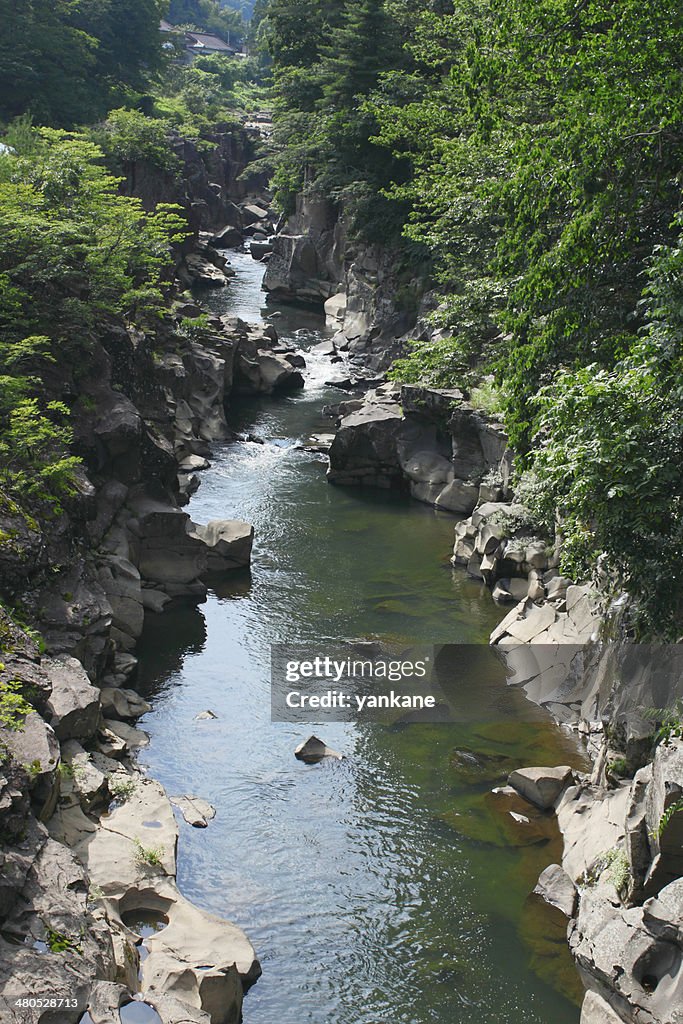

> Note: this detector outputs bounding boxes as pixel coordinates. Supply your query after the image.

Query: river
[134,251,586,1024]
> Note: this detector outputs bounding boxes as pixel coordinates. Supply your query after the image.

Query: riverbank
[1,186,681,1024]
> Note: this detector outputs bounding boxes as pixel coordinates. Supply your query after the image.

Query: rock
[129,493,208,590]
[145,994,212,1024]
[61,740,108,812]
[579,991,627,1024]
[142,589,172,614]
[76,776,177,894]
[312,338,337,356]
[171,795,216,828]
[263,233,334,304]
[143,892,257,1023]
[490,599,557,644]
[179,454,210,472]
[492,578,529,604]
[241,202,269,224]
[400,385,464,420]
[557,782,631,882]
[259,353,305,393]
[182,254,228,288]
[324,291,347,326]
[327,402,405,486]
[210,224,243,249]
[250,239,273,260]
[643,738,683,894]
[103,718,150,750]
[534,863,578,918]
[570,883,683,1024]
[188,520,254,571]
[233,343,305,395]
[97,555,144,642]
[0,609,52,713]
[294,736,343,763]
[195,710,218,720]
[0,713,59,819]
[100,687,151,721]
[508,765,574,810]
[44,655,100,742]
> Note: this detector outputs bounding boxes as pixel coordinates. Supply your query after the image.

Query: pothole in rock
[121,908,169,981]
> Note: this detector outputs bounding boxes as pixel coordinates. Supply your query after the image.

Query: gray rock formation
[44,656,101,742]
[508,765,574,810]
[327,384,510,511]
[534,863,578,917]
[188,520,253,571]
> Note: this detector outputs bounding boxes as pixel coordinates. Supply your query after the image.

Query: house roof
[186,31,234,52]
[159,19,175,31]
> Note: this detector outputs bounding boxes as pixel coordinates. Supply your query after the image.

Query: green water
[134,252,586,1023]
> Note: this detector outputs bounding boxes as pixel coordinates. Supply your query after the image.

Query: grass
[133,838,164,868]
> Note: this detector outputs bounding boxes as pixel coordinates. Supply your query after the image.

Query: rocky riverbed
[2,148,682,1024]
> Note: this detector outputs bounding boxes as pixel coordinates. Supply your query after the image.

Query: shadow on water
[135,252,584,1024]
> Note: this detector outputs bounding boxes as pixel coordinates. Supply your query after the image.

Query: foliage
[109,775,138,802]
[93,109,180,174]
[521,223,683,636]
[644,700,683,747]
[388,336,469,387]
[0,679,33,731]
[168,0,244,40]
[45,927,81,954]
[652,799,683,841]
[0,0,167,127]
[602,847,630,897]
[0,400,81,506]
[0,125,187,507]
[258,0,420,237]
[151,54,266,140]
[468,379,503,416]
[133,837,164,867]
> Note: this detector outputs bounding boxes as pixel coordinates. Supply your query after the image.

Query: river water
[135,252,586,1024]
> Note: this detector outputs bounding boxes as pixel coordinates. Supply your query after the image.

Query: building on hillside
[159,20,237,59]
[185,30,235,55]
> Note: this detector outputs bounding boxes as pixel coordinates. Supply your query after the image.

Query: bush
[94,109,180,173]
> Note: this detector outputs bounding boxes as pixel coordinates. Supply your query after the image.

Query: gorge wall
[0,127,305,1024]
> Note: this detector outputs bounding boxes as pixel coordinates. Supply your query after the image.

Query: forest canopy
[259,0,683,634]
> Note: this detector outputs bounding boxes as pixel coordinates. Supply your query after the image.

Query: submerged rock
[171,795,216,829]
[534,863,578,918]
[294,736,343,763]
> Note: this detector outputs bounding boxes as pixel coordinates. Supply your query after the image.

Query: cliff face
[120,126,268,232]
[0,126,298,1024]
[263,196,427,370]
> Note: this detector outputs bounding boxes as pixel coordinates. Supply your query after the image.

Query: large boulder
[0,713,59,819]
[327,402,405,487]
[533,863,578,918]
[97,555,144,642]
[128,493,207,589]
[189,520,254,571]
[44,655,100,742]
[508,765,574,810]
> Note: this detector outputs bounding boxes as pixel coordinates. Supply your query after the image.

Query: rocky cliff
[262,197,427,370]
[0,128,307,1024]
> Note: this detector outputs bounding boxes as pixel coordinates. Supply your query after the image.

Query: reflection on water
[135,252,585,1023]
